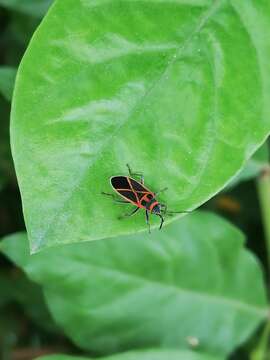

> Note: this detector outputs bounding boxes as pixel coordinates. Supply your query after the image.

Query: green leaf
[0,271,58,333]
[0,97,15,189]
[1,212,267,357]
[0,0,53,18]
[36,356,88,360]
[11,0,270,251]
[36,349,220,360]
[0,66,16,101]
[250,321,270,360]
[0,273,15,307]
[227,142,269,188]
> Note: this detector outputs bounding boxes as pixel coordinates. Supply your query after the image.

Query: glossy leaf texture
[37,350,220,360]
[11,0,270,250]
[1,212,268,357]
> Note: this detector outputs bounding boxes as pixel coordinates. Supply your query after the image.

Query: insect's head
[151,203,161,215]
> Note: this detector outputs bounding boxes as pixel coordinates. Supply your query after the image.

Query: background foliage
[0,1,270,360]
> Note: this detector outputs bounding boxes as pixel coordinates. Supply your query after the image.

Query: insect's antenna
[167,210,192,214]
[165,210,192,217]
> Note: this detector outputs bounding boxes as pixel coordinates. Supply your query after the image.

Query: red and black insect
[102,164,187,232]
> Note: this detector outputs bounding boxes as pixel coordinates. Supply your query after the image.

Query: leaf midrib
[42,257,268,318]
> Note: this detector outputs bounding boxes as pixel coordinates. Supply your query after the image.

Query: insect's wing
[129,179,146,191]
[117,189,138,202]
[129,178,151,200]
[111,176,130,189]
[111,176,138,203]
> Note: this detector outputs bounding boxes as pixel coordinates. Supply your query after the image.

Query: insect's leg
[160,203,167,215]
[157,214,164,230]
[101,192,129,204]
[166,210,192,216]
[114,200,130,204]
[166,210,191,214]
[126,163,144,184]
[155,187,168,196]
[145,210,151,234]
[118,206,140,219]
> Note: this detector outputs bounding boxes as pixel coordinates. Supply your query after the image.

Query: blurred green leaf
[0,10,41,66]
[0,271,58,333]
[12,277,58,333]
[1,212,268,357]
[0,97,14,189]
[0,273,15,307]
[2,13,41,65]
[0,66,16,101]
[0,307,21,360]
[11,0,270,251]
[36,349,221,360]
[250,321,270,360]
[37,356,88,360]
[227,143,269,189]
[0,0,53,18]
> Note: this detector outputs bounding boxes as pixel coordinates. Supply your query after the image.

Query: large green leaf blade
[11,0,270,251]
[36,349,220,360]
[1,212,267,356]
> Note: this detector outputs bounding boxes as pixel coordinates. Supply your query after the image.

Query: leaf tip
[30,240,44,255]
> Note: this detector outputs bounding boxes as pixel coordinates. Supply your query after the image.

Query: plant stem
[257,165,270,270]
[250,320,270,360]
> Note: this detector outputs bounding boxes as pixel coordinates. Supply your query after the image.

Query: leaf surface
[1,212,267,356]
[37,349,220,360]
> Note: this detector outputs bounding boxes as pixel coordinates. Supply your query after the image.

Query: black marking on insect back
[137,192,153,202]
[146,197,158,210]
[130,178,146,192]
[117,190,137,203]
[141,199,147,206]
[136,192,147,201]
[140,195,155,208]
[111,176,130,190]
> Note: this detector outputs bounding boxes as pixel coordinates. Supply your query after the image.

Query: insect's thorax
[140,193,158,210]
